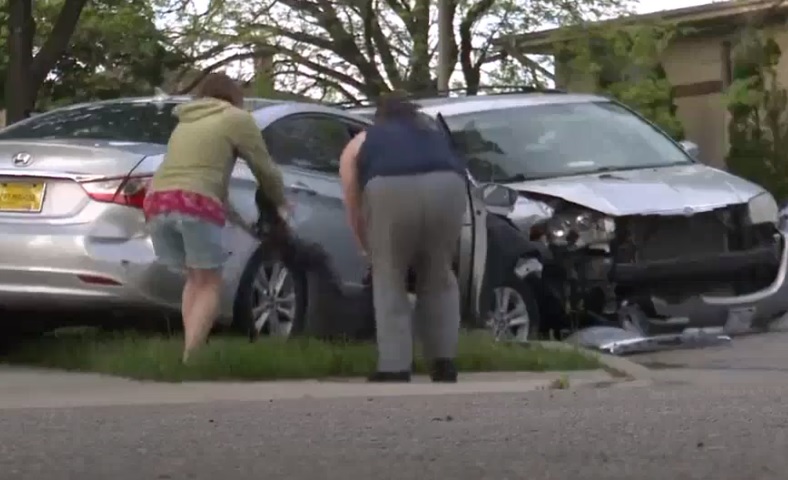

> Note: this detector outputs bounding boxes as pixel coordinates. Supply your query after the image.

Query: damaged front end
[505,189,788,354]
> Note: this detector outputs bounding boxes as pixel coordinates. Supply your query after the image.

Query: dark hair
[195,73,244,108]
[374,92,420,122]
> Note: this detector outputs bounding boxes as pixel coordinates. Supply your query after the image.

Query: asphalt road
[1,379,788,480]
[631,325,788,372]
[3,330,788,480]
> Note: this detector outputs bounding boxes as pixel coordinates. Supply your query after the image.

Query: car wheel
[484,277,541,342]
[233,247,307,340]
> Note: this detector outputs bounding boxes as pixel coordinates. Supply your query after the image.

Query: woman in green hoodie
[143,73,287,362]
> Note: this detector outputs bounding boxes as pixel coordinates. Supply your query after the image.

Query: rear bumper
[0,228,184,316]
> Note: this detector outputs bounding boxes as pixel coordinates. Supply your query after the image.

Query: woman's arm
[231,110,286,208]
[339,131,367,252]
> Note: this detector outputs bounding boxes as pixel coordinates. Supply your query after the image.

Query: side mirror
[679,140,700,159]
[481,183,518,211]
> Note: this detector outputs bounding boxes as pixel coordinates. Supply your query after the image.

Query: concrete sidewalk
[0,366,615,410]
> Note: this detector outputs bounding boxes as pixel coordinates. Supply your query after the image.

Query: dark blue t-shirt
[357,118,464,188]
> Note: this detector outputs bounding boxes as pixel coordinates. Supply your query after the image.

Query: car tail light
[80,175,151,209]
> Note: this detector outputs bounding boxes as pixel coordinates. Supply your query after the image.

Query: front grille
[623,210,732,262]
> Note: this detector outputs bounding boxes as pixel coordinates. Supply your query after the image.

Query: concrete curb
[0,368,611,410]
[533,341,653,381]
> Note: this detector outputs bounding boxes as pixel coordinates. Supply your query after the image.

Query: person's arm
[339,131,366,252]
[230,110,286,208]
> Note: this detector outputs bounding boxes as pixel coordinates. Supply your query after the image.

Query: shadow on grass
[0,328,601,382]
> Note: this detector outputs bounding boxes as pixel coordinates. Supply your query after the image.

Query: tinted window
[0,102,180,144]
[263,115,351,174]
[0,98,276,145]
[443,101,693,182]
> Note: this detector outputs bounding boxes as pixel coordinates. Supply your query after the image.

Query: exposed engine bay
[505,190,784,339]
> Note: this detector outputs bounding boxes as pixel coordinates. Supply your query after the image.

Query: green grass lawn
[0,328,601,382]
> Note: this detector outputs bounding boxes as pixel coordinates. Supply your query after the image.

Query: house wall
[662,28,788,170]
[660,35,728,168]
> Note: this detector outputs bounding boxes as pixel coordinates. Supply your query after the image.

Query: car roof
[348,92,610,118]
[21,95,371,128]
[250,102,373,129]
[8,96,371,140]
[35,95,286,114]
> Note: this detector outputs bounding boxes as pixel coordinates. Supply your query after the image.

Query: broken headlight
[546,210,615,247]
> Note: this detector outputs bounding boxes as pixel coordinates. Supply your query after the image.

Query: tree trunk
[406,0,432,93]
[4,0,89,125]
[5,0,34,125]
[436,0,453,93]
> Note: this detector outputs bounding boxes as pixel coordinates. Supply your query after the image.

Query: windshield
[442,101,693,182]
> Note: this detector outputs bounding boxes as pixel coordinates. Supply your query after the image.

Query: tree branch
[459,0,495,94]
[30,0,89,85]
[366,0,404,88]
[176,47,276,94]
[278,67,361,102]
[267,0,388,96]
[505,46,555,80]
[381,0,412,30]
[276,46,372,92]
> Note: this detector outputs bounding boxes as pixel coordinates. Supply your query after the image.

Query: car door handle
[289,182,317,195]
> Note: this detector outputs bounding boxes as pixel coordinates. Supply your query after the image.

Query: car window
[441,101,693,183]
[0,102,180,144]
[263,115,352,174]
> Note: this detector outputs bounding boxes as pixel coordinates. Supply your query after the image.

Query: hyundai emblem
[12,152,32,167]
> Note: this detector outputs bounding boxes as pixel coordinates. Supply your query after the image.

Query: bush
[725,29,788,199]
[554,22,685,140]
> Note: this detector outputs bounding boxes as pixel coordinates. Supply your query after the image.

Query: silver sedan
[0,96,488,336]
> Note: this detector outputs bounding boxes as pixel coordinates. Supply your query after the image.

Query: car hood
[506,164,766,216]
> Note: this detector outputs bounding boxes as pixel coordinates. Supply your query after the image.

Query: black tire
[233,246,308,341]
[482,273,542,342]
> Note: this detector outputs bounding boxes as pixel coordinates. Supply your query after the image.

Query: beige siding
[674,93,728,168]
[661,36,728,168]
[661,36,722,85]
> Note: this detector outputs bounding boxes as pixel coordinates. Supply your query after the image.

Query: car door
[432,112,489,323]
[262,113,368,287]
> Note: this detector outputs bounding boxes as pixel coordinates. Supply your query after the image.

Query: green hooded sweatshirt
[149,97,285,208]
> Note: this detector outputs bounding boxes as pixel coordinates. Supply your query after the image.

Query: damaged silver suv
[412,91,788,345]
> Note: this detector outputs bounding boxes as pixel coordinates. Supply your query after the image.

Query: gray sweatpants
[362,171,467,372]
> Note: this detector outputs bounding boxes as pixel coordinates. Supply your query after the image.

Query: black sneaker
[430,359,458,383]
[367,371,412,383]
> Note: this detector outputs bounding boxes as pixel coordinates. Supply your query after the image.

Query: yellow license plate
[0,182,46,213]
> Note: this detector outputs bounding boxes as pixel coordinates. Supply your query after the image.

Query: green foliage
[725,29,788,199]
[42,0,188,107]
[553,22,685,140]
[0,0,186,111]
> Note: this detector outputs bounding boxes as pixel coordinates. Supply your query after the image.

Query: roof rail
[331,85,566,108]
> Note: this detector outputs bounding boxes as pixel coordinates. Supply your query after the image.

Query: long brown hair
[195,73,244,108]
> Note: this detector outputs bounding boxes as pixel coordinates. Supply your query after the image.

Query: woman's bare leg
[181,268,197,324]
[182,268,223,363]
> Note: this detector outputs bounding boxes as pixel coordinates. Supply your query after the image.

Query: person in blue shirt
[339,94,467,383]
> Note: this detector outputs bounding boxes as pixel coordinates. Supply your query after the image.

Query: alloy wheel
[486,286,531,342]
[250,260,297,337]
